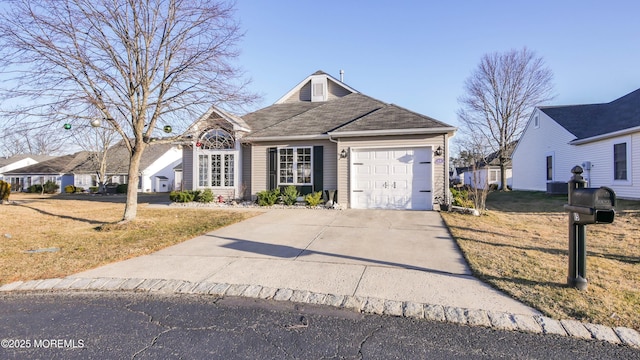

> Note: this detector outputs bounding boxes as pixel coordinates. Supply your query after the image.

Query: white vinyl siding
[512,110,577,191]
[613,142,628,181]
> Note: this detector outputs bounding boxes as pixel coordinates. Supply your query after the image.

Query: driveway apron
[70,209,538,315]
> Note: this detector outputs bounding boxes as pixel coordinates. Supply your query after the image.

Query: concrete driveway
[71,209,538,315]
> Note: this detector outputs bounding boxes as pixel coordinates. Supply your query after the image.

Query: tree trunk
[499,160,510,191]
[120,143,146,223]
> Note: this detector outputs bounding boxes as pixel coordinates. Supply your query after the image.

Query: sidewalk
[2,208,639,348]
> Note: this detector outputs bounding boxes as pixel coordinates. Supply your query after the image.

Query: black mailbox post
[563,166,615,290]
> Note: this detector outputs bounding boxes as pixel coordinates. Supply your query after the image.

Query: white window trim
[612,138,632,185]
[196,150,238,188]
[277,146,313,186]
[533,114,540,129]
[545,152,555,182]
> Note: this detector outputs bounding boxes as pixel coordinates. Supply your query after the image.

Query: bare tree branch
[457,48,554,190]
[0,0,258,222]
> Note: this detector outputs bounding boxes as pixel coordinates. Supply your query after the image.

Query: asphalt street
[1,292,637,359]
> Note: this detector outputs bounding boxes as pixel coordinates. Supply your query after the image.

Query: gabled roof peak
[274,70,358,104]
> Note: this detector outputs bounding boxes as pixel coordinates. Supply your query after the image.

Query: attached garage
[350,147,433,210]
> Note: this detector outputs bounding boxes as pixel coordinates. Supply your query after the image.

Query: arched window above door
[197,128,235,150]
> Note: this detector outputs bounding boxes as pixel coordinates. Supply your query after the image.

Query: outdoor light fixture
[434,146,443,156]
[340,149,348,159]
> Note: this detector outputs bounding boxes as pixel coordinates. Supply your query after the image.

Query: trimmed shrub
[0,180,10,202]
[116,183,128,194]
[89,186,99,193]
[304,191,323,207]
[256,188,280,206]
[27,184,43,193]
[169,190,195,203]
[450,187,474,208]
[43,180,59,194]
[197,189,214,203]
[281,185,299,205]
[74,186,85,193]
[64,185,76,193]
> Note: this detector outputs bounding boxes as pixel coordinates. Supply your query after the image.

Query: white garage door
[351,147,433,210]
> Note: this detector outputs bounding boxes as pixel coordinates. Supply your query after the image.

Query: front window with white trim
[279,147,312,185]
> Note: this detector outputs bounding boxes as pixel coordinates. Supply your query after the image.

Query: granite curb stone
[1,277,639,349]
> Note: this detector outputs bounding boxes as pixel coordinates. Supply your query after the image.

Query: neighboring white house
[457,144,515,190]
[462,166,512,190]
[0,154,55,189]
[4,142,182,193]
[512,87,640,199]
[138,145,182,192]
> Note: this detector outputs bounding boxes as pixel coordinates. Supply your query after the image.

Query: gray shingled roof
[243,93,452,138]
[0,154,56,167]
[332,103,451,133]
[3,152,92,174]
[4,142,176,175]
[540,88,640,141]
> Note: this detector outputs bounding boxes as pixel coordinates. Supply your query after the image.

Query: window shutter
[313,146,323,192]
[268,147,277,190]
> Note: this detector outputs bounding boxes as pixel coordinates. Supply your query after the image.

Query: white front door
[351,148,433,210]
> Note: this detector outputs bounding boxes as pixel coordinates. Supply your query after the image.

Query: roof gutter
[242,134,331,142]
[569,125,640,145]
[327,127,457,138]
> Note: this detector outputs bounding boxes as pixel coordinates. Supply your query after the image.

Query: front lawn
[0,193,256,285]
[441,191,640,331]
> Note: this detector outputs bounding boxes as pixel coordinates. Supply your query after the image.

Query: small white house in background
[0,154,55,189]
[458,144,515,190]
[4,142,182,193]
[512,87,640,199]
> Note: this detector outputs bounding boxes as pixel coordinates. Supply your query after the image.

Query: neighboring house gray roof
[3,152,92,175]
[4,142,176,176]
[0,154,55,168]
[72,141,177,174]
[243,93,452,139]
[540,88,640,141]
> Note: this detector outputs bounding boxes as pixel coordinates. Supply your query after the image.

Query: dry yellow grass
[0,193,257,285]
[442,191,640,331]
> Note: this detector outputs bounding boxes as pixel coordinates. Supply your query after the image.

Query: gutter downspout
[328,134,342,206]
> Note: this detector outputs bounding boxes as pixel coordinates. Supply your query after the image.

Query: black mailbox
[564,186,615,225]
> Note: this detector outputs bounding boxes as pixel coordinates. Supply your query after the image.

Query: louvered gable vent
[311,76,327,102]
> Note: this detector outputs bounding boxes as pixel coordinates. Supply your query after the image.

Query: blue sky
[235,0,640,128]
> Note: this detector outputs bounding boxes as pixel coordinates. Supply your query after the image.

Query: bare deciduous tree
[458,48,554,191]
[0,0,257,222]
[0,129,69,157]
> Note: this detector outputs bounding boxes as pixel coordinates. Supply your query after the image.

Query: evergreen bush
[281,185,299,205]
[0,180,10,202]
[304,191,323,207]
[197,189,214,203]
[256,188,280,206]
